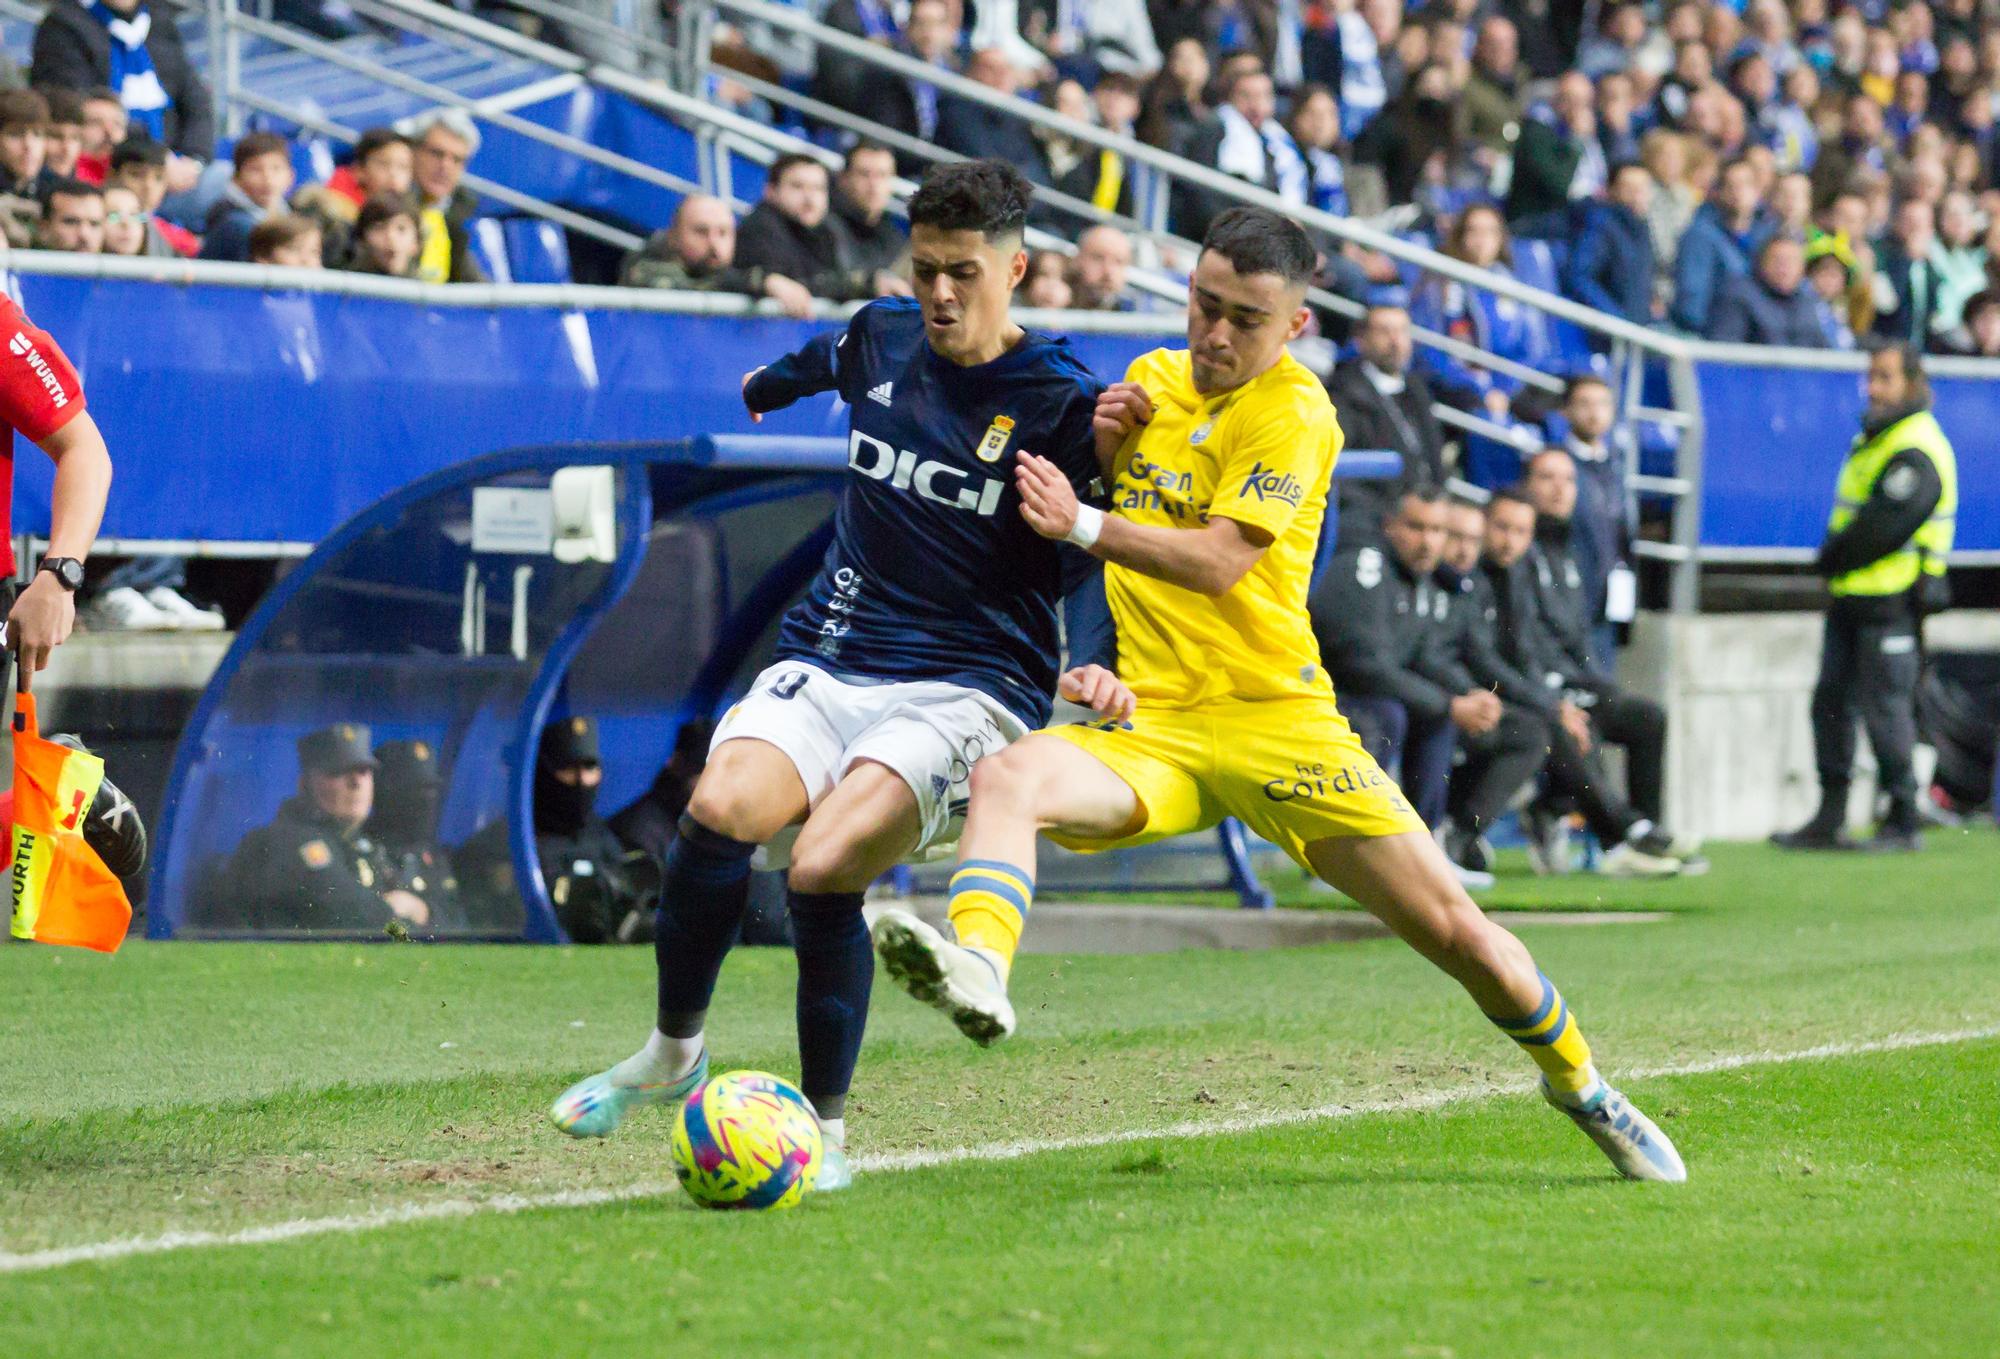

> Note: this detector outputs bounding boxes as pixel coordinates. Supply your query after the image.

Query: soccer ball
[671,1070,824,1211]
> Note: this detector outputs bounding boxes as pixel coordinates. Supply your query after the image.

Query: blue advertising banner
[7,275,1164,544]
[1695,361,1996,552]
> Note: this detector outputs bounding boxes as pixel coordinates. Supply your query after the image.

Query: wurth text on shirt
[9,333,69,409]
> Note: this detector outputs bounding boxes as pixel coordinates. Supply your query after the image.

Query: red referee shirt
[0,299,87,577]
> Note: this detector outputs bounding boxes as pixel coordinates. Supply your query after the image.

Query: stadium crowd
[684,0,2000,357]
[14,0,2000,356]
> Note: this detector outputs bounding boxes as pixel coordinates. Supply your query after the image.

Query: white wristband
[1066,504,1104,550]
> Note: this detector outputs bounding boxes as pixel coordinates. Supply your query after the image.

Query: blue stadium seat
[1462,432,1526,490]
[503,218,572,284]
[469,219,512,284]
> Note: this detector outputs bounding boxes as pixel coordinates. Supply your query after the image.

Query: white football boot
[1543,1079,1688,1182]
[871,907,1017,1046]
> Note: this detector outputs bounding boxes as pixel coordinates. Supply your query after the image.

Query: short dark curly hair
[907,159,1032,244]
[1201,206,1316,287]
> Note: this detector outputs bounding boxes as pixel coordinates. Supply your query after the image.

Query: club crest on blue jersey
[975,415,1015,463]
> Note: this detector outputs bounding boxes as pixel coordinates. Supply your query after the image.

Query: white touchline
[1,1024,1994,1277]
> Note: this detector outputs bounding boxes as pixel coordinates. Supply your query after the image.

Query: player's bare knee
[1418,896,1500,977]
[685,777,778,846]
[785,834,873,896]
[1444,913,1533,990]
[967,746,1041,816]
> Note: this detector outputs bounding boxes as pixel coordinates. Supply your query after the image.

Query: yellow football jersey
[1103,346,1342,708]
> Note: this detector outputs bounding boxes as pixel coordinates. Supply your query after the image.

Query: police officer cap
[298,723,379,774]
[375,739,442,787]
[539,715,601,767]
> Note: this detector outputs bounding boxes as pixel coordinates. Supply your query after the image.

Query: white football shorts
[710,661,1028,865]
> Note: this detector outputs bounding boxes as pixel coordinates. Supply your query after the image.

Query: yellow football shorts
[1044,695,1427,869]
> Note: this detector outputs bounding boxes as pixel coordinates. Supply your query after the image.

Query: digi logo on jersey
[848,431,1005,515]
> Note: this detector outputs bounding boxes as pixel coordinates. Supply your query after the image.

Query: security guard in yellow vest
[1775,344,1958,853]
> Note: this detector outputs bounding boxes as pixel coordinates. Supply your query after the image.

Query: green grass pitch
[1,832,1996,1357]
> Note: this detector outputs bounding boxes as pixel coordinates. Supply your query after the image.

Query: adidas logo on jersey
[867,381,894,406]
[9,332,67,408]
[848,431,1005,516]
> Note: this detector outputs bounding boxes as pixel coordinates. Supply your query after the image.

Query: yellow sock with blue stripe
[1486,973,1599,1095]
[946,859,1034,982]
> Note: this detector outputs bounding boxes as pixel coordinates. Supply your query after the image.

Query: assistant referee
[1774,343,1958,854]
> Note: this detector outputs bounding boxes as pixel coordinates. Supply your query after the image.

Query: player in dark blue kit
[550,160,1135,1188]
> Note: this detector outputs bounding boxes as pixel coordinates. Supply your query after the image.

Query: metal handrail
[231,89,647,251]
[226,8,709,204]
[1684,338,2000,376]
[0,247,1186,331]
[1431,402,1542,450]
[481,0,676,63]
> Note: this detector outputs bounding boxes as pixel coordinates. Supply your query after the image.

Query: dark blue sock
[788,889,872,1119]
[654,814,757,1037]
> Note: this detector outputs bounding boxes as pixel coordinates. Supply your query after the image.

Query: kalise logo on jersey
[848,431,1004,516]
[9,332,68,409]
[1239,462,1303,507]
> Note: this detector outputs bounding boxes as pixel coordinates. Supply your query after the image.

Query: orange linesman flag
[10,689,130,952]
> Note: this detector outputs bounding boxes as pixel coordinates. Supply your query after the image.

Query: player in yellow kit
[871,207,1686,1181]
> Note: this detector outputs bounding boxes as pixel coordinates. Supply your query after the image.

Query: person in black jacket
[1521,450,1687,841]
[1323,305,1449,546]
[735,153,880,304]
[1485,485,1700,876]
[1170,67,1302,242]
[458,716,662,942]
[934,50,1053,186]
[829,143,909,289]
[1056,74,1142,220]
[1706,232,1827,346]
[1313,489,1531,888]
[812,0,956,141]
[367,739,466,935]
[32,0,213,164]
[1433,497,1558,875]
[221,725,435,933]
[1774,344,1953,853]
[1563,161,1657,326]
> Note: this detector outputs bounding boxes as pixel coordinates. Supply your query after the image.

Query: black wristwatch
[38,557,84,592]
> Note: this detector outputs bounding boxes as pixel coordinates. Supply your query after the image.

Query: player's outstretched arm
[1058,663,1136,722]
[1016,453,1267,597]
[10,410,111,674]
[741,322,852,421]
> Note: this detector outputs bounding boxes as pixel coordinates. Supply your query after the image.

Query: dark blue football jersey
[743,298,1103,728]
